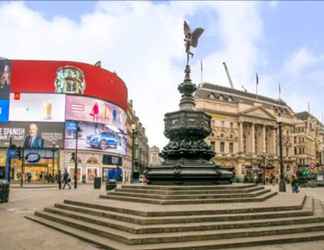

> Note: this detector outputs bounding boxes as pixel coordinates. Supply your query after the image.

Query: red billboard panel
[10,59,128,111]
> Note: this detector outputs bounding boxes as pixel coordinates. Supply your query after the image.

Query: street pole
[278,120,286,192]
[263,156,266,185]
[20,147,24,188]
[74,123,79,189]
[52,144,55,183]
[131,127,136,183]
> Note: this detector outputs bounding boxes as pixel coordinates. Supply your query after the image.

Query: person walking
[291,175,300,193]
[62,168,71,190]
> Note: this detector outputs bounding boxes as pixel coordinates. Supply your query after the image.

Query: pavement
[0,184,324,250]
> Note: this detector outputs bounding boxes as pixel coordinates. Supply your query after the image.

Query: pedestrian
[27,172,32,183]
[291,175,300,193]
[62,168,71,190]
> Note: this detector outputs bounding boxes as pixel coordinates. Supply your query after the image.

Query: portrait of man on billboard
[23,123,44,149]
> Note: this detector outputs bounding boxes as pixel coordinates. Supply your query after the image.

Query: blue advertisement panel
[0,99,9,123]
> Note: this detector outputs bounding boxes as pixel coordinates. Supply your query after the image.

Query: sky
[0,1,324,148]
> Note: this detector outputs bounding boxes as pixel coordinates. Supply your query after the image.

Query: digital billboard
[0,122,64,148]
[9,93,66,122]
[64,121,127,155]
[65,95,126,131]
[10,60,128,111]
[0,59,10,99]
[0,99,9,123]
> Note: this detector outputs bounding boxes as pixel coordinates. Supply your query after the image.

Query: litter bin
[106,181,116,191]
[94,177,101,189]
[0,179,9,203]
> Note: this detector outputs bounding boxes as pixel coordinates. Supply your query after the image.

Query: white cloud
[283,48,317,76]
[269,1,279,8]
[0,2,263,148]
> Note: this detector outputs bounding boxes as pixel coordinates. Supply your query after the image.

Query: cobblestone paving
[0,184,323,250]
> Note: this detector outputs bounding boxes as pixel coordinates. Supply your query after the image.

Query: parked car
[87,132,119,150]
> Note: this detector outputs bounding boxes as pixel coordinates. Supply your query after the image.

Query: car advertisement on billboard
[9,93,66,122]
[0,122,64,148]
[64,121,127,155]
[65,95,126,131]
[0,59,11,100]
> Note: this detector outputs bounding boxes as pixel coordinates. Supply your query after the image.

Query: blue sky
[1,1,324,146]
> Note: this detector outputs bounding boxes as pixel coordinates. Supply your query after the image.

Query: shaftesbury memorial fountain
[145,21,233,185]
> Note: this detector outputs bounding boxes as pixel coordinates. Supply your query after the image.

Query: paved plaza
[0,184,324,250]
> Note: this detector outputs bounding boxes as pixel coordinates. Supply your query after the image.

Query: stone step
[54,202,313,225]
[120,184,257,191]
[24,214,324,250]
[63,196,307,217]
[63,196,306,217]
[115,186,265,195]
[107,189,270,200]
[27,211,324,245]
[43,206,324,234]
[99,191,278,205]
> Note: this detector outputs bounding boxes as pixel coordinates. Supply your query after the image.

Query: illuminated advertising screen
[0,122,64,148]
[9,93,66,122]
[0,59,10,99]
[0,99,9,123]
[65,95,126,131]
[64,121,127,155]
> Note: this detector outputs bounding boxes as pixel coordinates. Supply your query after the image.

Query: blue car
[87,132,119,150]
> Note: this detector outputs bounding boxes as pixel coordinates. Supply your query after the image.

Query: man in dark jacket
[62,168,71,190]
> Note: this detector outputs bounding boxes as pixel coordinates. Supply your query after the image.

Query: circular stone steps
[24,184,324,250]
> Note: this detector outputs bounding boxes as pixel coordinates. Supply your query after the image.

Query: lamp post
[259,153,267,185]
[278,115,286,192]
[131,124,137,183]
[74,122,80,189]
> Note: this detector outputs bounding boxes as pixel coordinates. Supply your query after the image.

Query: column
[239,122,244,153]
[251,123,255,154]
[262,125,266,153]
[273,127,277,156]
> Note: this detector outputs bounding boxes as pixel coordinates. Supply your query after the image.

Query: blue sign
[25,152,41,163]
[0,99,9,123]
[65,121,78,131]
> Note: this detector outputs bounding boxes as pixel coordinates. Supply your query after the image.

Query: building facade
[294,111,324,168]
[125,100,149,182]
[195,83,298,181]
[149,145,161,167]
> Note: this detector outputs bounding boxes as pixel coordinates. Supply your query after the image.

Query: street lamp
[74,122,81,189]
[131,124,137,183]
[260,153,267,185]
[278,115,286,192]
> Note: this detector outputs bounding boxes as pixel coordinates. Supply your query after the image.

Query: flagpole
[255,73,259,101]
[200,59,203,83]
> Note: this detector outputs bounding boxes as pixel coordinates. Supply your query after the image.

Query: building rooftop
[296,111,324,127]
[197,82,288,107]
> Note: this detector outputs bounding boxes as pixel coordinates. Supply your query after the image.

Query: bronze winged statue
[184,21,204,66]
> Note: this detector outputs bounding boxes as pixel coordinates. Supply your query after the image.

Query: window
[229,142,234,153]
[211,141,215,152]
[230,122,233,129]
[294,147,297,155]
[220,142,225,153]
[221,121,225,127]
